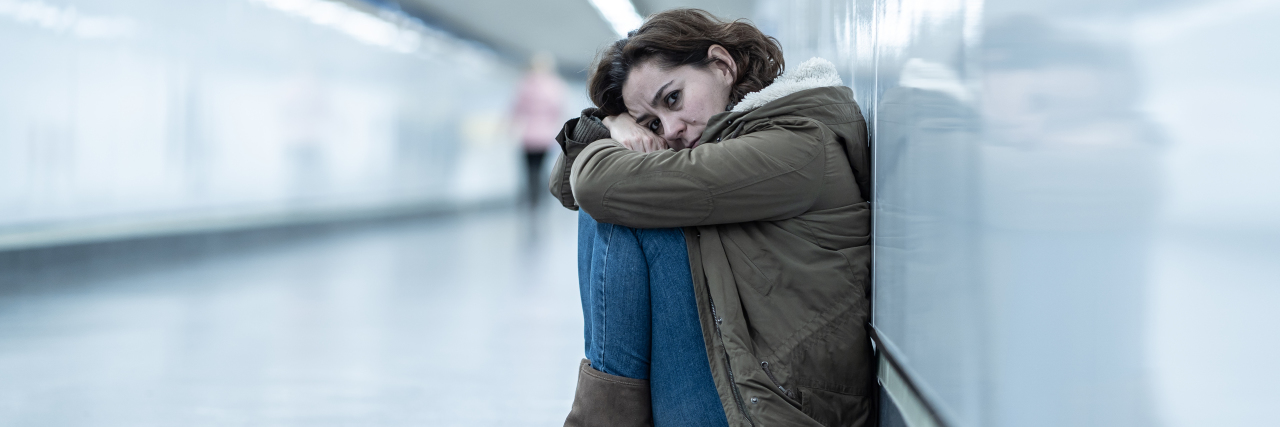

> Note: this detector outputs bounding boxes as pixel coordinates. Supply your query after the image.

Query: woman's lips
[687,128,704,149]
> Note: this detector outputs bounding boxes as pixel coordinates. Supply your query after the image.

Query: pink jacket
[511,71,567,151]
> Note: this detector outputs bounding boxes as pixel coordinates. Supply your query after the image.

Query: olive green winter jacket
[550,58,874,427]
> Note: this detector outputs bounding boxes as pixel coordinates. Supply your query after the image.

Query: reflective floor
[0,204,583,426]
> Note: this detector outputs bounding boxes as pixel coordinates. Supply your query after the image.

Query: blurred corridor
[0,205,583,425]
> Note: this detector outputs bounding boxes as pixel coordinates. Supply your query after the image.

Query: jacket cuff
[548,108,611,210]
[572,114,610,144]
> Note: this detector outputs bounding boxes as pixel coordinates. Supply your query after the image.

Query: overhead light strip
[0,0,137,38]
[587,0,642,37]
[252,0,421,53]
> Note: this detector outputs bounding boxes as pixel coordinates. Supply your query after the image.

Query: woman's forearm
[570,121,829,228]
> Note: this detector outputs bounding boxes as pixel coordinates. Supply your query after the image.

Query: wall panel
[755,0,1280,425]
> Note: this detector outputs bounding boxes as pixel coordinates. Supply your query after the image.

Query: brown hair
[587,9,784,116]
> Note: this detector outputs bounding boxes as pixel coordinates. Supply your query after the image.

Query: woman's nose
[662,119,685,142]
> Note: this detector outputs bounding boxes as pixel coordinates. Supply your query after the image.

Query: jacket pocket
[800,386,873,427]
[722,233,780,296]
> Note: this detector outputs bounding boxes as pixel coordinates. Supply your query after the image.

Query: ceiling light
[253,0,420,53]
[0,0,136,38]
[587,0,642,37]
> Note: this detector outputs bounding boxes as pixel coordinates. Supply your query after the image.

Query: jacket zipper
[710,299,755,426]
[760,361,794,399]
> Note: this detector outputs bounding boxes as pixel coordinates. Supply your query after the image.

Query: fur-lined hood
[732,57,845,113]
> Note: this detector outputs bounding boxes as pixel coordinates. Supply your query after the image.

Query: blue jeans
[577,211,730,427]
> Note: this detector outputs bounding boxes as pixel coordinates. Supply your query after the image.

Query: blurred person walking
[511,51,567,207]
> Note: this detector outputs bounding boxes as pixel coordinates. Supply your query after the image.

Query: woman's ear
[706,44,738,84]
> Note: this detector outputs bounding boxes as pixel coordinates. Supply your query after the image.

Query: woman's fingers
[634,134,668,153]
[604,114,669,153]
[626,135,666,153]
[618,136,647,152]
[646,137,668,153]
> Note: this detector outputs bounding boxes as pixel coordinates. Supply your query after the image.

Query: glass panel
[754,0,1280,426]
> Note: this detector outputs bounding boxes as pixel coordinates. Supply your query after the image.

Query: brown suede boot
[563,358,653,427]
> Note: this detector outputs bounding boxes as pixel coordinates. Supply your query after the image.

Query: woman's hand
[603,113,668,153]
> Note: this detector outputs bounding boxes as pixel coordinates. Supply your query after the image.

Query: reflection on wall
[756,0,1280,426]
[0,0,524,244]
[981,16,1160,427]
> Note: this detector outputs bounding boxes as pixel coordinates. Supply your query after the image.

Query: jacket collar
[731,57,844,113]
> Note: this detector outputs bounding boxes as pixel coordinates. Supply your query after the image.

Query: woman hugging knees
[550,8,875,427]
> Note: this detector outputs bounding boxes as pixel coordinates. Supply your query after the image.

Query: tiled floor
[0,205,584,426]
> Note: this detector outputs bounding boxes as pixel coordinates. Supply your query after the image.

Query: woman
[550,9,874,427]
[511,51,566,207]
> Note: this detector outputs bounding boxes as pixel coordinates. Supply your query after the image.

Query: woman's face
[621,46,737,149]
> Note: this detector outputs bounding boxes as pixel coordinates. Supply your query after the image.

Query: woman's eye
[647,120,661,133]
[665,90,680,107]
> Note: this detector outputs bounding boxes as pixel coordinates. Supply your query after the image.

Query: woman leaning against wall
[550,9,875,427]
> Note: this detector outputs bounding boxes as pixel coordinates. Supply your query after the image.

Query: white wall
[755,0,1280,426]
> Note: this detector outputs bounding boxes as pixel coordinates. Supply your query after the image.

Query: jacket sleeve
[570,117,829,228]
[548,109,611,210]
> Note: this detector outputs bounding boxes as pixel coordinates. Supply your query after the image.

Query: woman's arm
[570,117,830,229]
[549,110,612,210]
